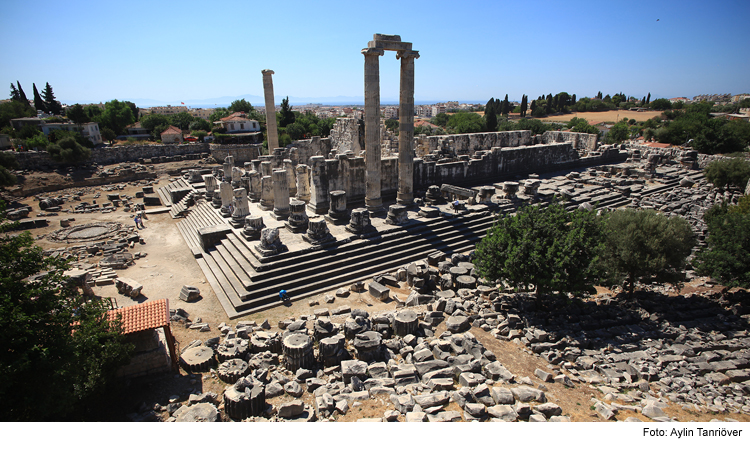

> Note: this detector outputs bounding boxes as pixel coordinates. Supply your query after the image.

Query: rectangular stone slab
[198,224,232,251]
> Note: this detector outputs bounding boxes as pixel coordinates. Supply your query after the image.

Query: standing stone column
[260,176,274,211]
[307,156,328,214]
[262,70,279,152]
[362,47,385,212]
[397,50,419,205]
[283,159,296,197]
[248,171,261,202]
[219,181,233,217]
[296,164,310,202]
[203,174,217,201]
[271,170,290,220]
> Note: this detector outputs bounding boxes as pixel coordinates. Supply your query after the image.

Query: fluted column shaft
[262,70,279,152]
[362,48,384,212]
[397,50,419,205]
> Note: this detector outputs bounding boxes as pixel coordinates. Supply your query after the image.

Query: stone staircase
[177,205,498,319]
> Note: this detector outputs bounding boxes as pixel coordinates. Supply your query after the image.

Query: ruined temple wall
[209,143,262,164]
[541,131,598,152]
[626,145,732,169]
[291,136,333,166]
[330,118,362,154]
[413,143,580,188]
[5,143,211,169]
[414,130,533,158]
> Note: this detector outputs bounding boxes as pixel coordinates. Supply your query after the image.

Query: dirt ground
[4,162,748,423]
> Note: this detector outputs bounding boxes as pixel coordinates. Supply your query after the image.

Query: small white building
[160,125,183,144]
[215,112,260,133]
[39,122,103,145]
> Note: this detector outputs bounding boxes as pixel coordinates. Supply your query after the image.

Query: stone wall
[209,143,263,164]
[414,130,533,158]
[626,145,734,169]
[308,142,626,205]
[329,118,362,154]
[116,329,171,378]
[540,131,598,152]
[4,143,211,170]
[291,136,333,166]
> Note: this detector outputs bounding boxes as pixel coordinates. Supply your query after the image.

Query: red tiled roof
[161,125,182,135]
[220,112,247,122]
[107,298,170,334]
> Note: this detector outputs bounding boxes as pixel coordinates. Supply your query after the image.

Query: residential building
[431,105,446,116]
[124,122,151,140]
[39,122,103,145]
[188,108,214,120]
[215,112,260,133]
[383,106,399,119]
[144,105,189,116]
[160,125,183,144]
[9,117,43,131]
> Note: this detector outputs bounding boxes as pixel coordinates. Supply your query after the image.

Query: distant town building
[188,108,214,120]
[39,122,102,146]
[160,125,183,144]
[215,111,260,133]
[124,122,151,140]
[143,105,189,116]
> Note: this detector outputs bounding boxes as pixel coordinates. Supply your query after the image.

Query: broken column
[302,217,335,246]
[521,179,540,198]
[203,174,217,202]
[477,186,494,204]
[396,49,419,205]
[282,334,314,372]
[223,155,234,182]
[260,161,273,178]
[295,164,310,202]
[248,170,261,202]
[286,200,308,233]
[242,216,265,241]
[283,159,296,197]
[325,190,349,225]
[385,204,408,225]
[260,176,274,211]
[502,181,519,199]
[262,70,280,152]
[231,167,243,188]
[230,188,250,228]
[424,185,444,204]
[307,156,329,214]
[271,169,290,220]
[219,181,233,217]
[254,228,287,257]
[345,208,376,236]
[362,47,385,212]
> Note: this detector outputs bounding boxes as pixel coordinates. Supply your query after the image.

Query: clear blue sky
[2,0,748,106]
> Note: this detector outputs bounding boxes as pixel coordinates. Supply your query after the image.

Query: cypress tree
[16,81,29,105]
[43,82,62,115]
[646,93,651,104]
[502,94,510,116]
[33,83,47,113]
[10,83,20,101]
[572,94,576,105]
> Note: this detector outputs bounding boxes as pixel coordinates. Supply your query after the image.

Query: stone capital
[396,50,420,60]
[261,69,275,76]
[361,48,385,57]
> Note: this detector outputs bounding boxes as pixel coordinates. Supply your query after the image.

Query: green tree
[278,97,295,127]
[99,100,135,135]
[0,205,133,420]
[191,130,208,141]
[229,99,254,113]
[0,153,19,187]
[9,83,20,101]
[124,101,139,121]
[42,82,62,115]
[189,118,211,132]
[140,113,169,131]
[485,99,497,131]
[47,136,91,164]
[169,111,195,131]
[474,201,603,295]
[567,117,599,135]
[208,107,230,123]
[101,127,117,145]
[32,83,47,113]
[15,81,29,105]
[598,209,695,296]
[0,100,36,128]
[694,201,750,288]
[430,112,450,127]
[501,94,510,116]
[66,104,88,125]
[606,121,630,144]
[704,157,750,190]
[446,111,484,134]
[285,122,306,140]
[25,133,49,150]
[649,98,672,110]
[385,118,399,133]
[520,95,528,118]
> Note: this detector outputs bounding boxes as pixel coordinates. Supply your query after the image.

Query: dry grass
[539,110,662,124]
